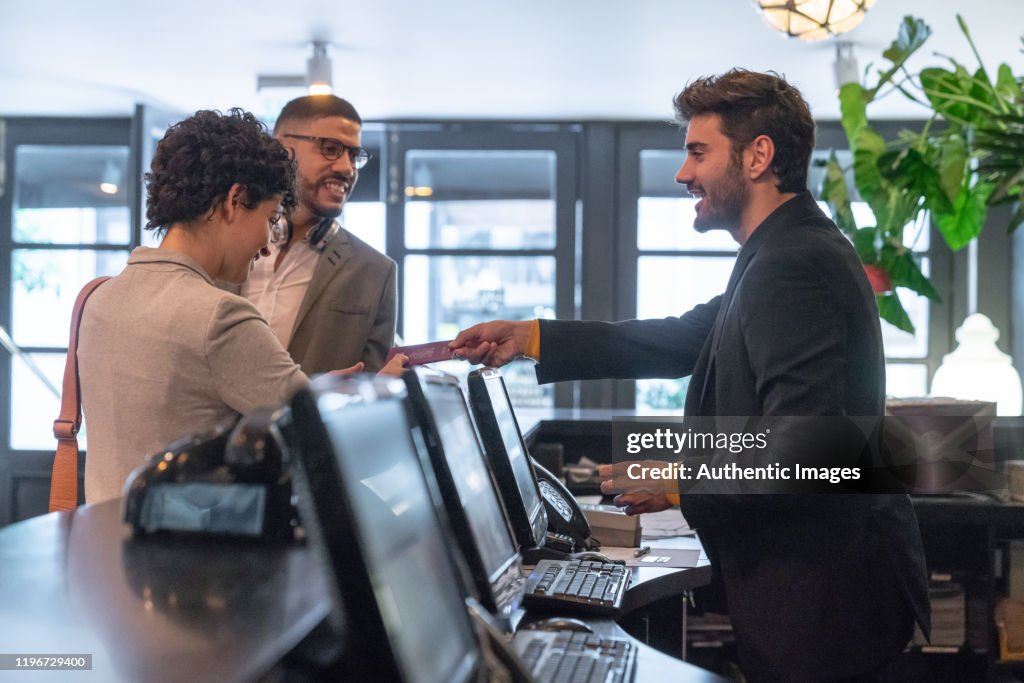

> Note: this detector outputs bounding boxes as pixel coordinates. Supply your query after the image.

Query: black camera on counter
[123,407,296,540]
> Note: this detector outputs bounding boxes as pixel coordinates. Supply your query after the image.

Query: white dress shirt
[242,240,320,348]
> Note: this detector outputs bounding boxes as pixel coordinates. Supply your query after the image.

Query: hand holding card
[386,340,463,366]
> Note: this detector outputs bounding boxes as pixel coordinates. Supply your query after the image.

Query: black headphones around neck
[277,217,342,252]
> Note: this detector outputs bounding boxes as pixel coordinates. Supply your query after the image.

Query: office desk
[0,500,329,682]
[620,533,710,614]
[1,500,719,682]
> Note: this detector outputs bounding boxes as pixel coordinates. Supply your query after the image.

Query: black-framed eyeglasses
[283,134,371,169]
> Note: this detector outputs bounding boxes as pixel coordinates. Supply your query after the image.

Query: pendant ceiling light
[256,40,334,95]
[753,0,877,42]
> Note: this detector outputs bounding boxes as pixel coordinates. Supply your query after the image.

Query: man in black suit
[451,70,929,682]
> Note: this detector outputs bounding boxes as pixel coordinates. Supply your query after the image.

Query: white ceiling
[2,0,1022,122]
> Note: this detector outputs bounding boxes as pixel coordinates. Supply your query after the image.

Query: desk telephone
[531,457,595,553]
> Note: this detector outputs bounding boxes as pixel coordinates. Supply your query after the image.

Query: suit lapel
[686,218,772,414]
[291,230,352,341]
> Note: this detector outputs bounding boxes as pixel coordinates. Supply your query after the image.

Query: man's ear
[222,183,247,223]
[746,135,776,182]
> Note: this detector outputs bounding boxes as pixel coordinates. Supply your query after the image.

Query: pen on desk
[634,545,651,558]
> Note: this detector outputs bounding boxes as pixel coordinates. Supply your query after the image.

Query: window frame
[0,116,135,525]
[384,123,580,408]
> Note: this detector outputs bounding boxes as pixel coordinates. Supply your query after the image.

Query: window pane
[12,249,130,348]
[637,377,690,414]
[404,150,556,249]
[14,146,131,244]
[406,199,555,250]
[637,197,737,251]
[402,254,555,409]
[638,149,736,252]
[403,255,555,344]
[635,255,731,413]
[639,149,684,198]
[9,353,84,450]
[636,256,733,319]
[886,363,929,399]
[343,201,386,253]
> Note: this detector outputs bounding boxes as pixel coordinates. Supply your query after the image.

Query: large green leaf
[937,135,967,204]
[880,242,941,301]
[921,63,1005,128]
[852,129,886,203]
[853,227,879,263]
[875,293,914,333]
[935,181,994,250]
[839,83,869,144]
[920,67,974,124]
[976,111,1024,204]
[882,16,932,65]
[872,16,932,98]
[877,148,954,215]
[821,154,856,237]
[995,63,1018,101]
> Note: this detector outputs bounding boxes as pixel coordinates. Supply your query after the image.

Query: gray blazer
[287,227,397,374]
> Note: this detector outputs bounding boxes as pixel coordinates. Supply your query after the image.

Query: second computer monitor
[403,368,524,622]
[289,375,480,683]
[467,367,548,551]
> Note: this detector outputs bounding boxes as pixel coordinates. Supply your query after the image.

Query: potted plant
[821,16,1023,333]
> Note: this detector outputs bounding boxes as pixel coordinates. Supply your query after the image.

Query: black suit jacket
[537,193,930,681]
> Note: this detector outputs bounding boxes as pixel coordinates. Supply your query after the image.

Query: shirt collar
[127,246,215,285]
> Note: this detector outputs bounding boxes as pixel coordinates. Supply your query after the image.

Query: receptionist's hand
[608,492,672,516]
[449,320,532,366]
[598,461,677,515]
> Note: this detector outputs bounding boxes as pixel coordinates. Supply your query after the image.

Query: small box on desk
[579,503,641,547]
[884,398,997,494]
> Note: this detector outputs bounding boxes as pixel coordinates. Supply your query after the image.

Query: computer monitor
[403,369,524,622]
[467,367,548,550]
[289,375,479,683]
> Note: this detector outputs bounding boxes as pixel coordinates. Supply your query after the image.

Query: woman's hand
[377,353,408,377]
[329,362,365,377]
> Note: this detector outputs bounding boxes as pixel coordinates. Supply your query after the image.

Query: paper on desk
[639,508,695,538]
[576,499,694,537]
[599,546,702,568]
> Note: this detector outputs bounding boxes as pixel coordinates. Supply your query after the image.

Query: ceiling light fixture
[306,41,333,95]
[257,40,334,95]
[753,0,877,42]
[833,42,860,91]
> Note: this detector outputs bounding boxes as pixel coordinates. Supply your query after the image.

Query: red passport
[386,340,460,366]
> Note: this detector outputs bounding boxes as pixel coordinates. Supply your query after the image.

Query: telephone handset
[529,457,596,553]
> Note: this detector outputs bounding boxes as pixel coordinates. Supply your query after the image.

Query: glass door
[387,126,578,408]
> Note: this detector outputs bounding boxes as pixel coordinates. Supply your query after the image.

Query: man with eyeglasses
[240,95,397,373]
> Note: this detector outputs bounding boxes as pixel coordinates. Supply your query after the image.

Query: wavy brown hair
[674,70,815,193]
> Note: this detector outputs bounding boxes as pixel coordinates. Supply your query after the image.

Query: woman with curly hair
[77,109,404,503]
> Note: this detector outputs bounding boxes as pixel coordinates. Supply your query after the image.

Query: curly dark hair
[674,70,815,194]
[145,109,296,234]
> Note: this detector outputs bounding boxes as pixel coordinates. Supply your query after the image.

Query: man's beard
[299,176,343,220]
[692,159,748,233]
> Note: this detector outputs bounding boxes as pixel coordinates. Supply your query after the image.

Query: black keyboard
[522,559,629,616]
[514,631,635,683]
